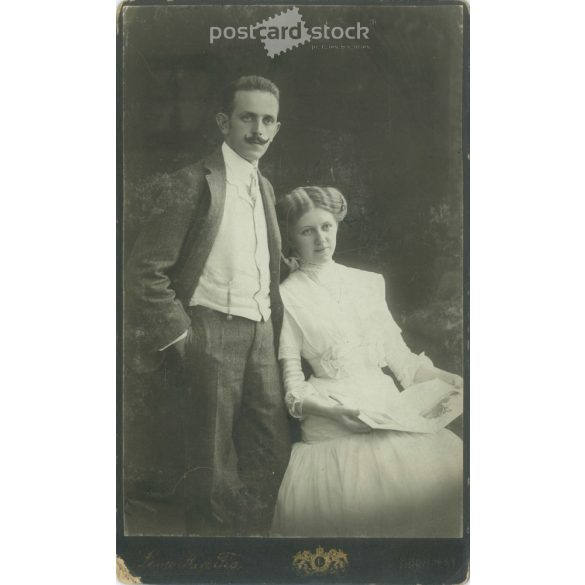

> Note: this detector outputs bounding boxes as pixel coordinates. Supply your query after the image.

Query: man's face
[217,90,281,162]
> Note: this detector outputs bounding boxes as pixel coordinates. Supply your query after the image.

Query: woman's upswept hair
[276,186,348,266]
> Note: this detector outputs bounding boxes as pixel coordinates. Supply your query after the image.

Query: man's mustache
[245,136,270,146]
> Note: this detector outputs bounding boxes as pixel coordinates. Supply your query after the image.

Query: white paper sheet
[358,379,463,434]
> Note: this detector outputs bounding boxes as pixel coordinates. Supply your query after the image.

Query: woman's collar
[299,258,338,281]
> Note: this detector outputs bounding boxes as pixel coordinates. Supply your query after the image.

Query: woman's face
[290,207,338,265]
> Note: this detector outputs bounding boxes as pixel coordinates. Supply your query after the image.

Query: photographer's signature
[142,551,243,571]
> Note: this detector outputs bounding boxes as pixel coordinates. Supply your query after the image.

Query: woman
[271,186,463,537]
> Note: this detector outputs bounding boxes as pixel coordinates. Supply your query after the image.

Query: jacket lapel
[257,171,282,282]
[174,148,227,303]
[177,149,282,310]
[203,148,227,235]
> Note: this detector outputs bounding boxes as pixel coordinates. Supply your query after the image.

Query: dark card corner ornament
[292,546,349,576]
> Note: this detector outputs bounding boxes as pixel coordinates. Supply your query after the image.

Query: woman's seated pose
[271,186,463,537]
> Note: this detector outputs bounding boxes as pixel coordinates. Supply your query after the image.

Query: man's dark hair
[221,75,280,116]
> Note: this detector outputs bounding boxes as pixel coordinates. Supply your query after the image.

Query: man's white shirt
[160,142,271,351]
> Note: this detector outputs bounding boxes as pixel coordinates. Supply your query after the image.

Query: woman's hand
[414,365,463,389]
[439,371,463,389]
[296,396,372,433]
[329,405,372,434]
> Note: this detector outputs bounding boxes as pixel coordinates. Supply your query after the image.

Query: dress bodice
[278,262,433,436]
[279,262,388,372]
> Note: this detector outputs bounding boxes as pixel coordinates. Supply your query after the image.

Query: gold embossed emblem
[292,546,349,576]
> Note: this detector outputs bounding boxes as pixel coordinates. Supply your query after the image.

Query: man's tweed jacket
[124,148,283,373]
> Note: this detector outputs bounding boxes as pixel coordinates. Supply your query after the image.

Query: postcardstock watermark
[209,6,371,57]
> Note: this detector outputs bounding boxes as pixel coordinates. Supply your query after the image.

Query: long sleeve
[383,328,433,388]
[281,357,318,419]
[158,329,188,351]
[374,274,433,388]
[125,172,199,355]
[278,304,317,419]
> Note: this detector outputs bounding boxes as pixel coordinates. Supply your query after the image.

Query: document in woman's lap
[358,379,463,434]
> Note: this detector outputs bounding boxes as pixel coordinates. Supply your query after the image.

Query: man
[124,76,291,536]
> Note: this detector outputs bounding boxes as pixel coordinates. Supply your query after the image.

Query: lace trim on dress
[279,343,303,360]
[281,356,318,419]
[316,338,388,379]
[285,391,304,419]
[298,259,336,279]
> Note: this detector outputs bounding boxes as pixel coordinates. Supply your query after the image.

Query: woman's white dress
[271,261,463,537]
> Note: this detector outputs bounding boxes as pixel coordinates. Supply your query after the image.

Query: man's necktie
[249,171,259,204]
